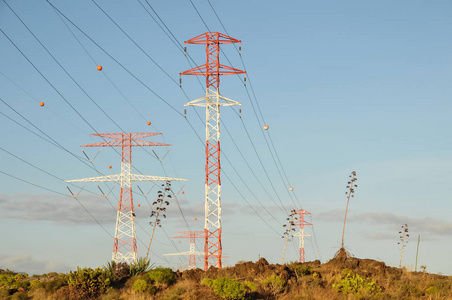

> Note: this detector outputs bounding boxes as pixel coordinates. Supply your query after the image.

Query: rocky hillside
[1,255,451,299]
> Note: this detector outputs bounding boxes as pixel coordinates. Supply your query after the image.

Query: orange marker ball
[40,102,44,107]
[138,204,141,207]
[97,65,102,71]
[289,186,294,191]
[181,191,185,194]
[194,217,197,221]
[108,165,112,169]
[147,121,151,126]
[263,124,269,130]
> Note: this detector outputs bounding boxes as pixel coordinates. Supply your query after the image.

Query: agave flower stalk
[341,171,358,248]
[145,181,172,262]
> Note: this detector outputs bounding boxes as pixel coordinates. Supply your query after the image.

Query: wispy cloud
[0,253,72,275]
[0,193,116,226]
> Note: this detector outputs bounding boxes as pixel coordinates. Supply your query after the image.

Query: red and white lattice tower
[293,209,313,263]
[66,133,186,264]
[180,32,246,270]
[164,231,204,270]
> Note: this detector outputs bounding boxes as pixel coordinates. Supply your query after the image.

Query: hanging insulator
[179,76,182,88]
[184,108,187,118]
[239,108,242,118]
[184,45,187,56]
[244,74,246,86]
[239,45,241,56]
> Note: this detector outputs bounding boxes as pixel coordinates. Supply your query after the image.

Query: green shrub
[132,279,147,292]
[244,280,257,291]
[0,272,30,294]
[43,274,68,292]
[295,265,313,276]
[212,277,245,300]
[67,267,111,298]
[202,278,214,288]
[426,286,438,294]
[145,267,176,285]
[332,269,380,297]
[262,274,286,294]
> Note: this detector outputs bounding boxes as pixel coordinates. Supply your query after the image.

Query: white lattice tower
[164,231,204,270]
[293,209,312,263]
[66,133,187,264]
[180,32,245,270]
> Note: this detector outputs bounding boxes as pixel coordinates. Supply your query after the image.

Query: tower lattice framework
[164,231,204,270]
[293,209,312,263]
[181,32,245,270]
[66,133,186,264]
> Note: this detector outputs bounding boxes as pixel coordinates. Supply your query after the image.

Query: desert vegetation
[1,255,451,299]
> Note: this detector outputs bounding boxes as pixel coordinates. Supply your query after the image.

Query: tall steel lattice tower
[164,231,204,270]
[293,209,312,263]
[66,133,186,264]
[181,32,245,270]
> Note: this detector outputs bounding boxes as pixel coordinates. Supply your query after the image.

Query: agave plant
[129,257,154,276]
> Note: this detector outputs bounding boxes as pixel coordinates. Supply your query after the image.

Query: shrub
[43,274,68,292]
[132,279,147,292]
[145,267,176,285]
[212,277,245,300]
[426,286,438,294]
[202,278,214,288]
[0,273,30,290]
[244,280,257,291]
[295,265,313,276]
[161,286,187,300]
[29,279,43,290]
[67,267,111,298]
[262,274,286,294]
[332,269,380,297]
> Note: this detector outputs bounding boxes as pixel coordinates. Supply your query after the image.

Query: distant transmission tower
[66,133,186,264]
[164,231,204,270]
[180,32,246,270]
[293,209,312,263]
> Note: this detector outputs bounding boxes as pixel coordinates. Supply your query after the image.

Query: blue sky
[1,0,451,275]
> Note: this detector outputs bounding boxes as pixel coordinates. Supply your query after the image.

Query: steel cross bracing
[181,32,245,270]
[66,133,186,264]
[164,231,204,270]
[293,209,312,263]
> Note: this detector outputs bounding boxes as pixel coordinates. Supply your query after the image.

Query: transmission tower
[180,32,246,270]
[164,231,204,270]
[293,209,312,263]
[66,132,186,264]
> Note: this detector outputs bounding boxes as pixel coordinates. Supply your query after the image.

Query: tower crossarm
[65,174,121,183]
[164,251,204,256]
[181,64,245,77]
[184,32,242,45]
[81,133,171,148]
[65,174,186,183]
[129,174,187,182]
[185,89,241,108]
